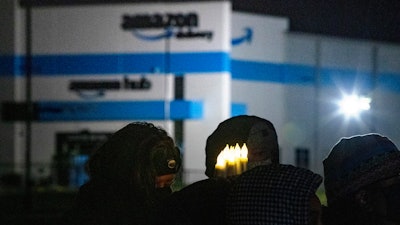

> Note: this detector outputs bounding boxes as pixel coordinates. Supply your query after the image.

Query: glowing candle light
[215,145,228,177]
[234,143,242,174]
[227,145,235,163]
[240,143,248,172]
[216,145,228,170]
[215,143,249,177]
[227,145,236,176]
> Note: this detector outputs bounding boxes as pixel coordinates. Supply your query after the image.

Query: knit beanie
[323,133,400,206]
[205,115,279,178]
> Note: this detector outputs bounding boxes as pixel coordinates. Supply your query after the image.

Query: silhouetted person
[157,115,280,225]
[227,164,323,225]
[323,133,400,225]
[205,115,279,177]
[71,122,181,225]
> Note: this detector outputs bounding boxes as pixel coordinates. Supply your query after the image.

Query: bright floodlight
[338,94,371,118]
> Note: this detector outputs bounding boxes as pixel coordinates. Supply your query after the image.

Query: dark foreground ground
[0,185,327,225]
[0,187,77,225]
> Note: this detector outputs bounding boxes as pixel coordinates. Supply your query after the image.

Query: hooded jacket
[72,122,181,225]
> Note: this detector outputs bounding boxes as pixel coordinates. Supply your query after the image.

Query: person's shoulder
[161,178,232,225]
[182,178,232,191]
[170,178,233,201]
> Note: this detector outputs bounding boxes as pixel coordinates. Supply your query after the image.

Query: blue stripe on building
[231,103,247,116]
[231,59,399,93]
[33,100,250,121]
[319,68,374,92]
[36,100,204,121]
[0,52,229,76]
[0,55,24,76]
[377,73,400,93]
[1,54,400,93]
[231,60,284,83]
[170,52,230,73]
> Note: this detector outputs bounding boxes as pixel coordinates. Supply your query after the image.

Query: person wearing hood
[72,122,181,225]
[322,133,400,225]
[205,114,280,178]
[156,115,280,225]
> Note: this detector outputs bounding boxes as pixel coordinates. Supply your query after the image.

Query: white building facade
[1,0,399,187]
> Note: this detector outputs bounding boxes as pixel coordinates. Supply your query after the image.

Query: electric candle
[214,143,248,178]
[215,144,228,177]
[240,143,248,172]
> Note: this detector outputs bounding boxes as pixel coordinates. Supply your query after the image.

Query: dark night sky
[22,0,400,44]
[231,0,400,44]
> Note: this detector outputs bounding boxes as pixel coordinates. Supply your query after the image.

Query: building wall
[1,1,400,186]
[374,44,400,144]
[284,33,400,176]
[0,0,26,173]
[230,12,289,165]
[1,1,232,185]
[230,13,400,176]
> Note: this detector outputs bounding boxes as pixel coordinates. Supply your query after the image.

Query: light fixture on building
[337,94,371,118]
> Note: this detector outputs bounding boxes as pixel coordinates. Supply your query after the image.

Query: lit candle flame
[227,145,236,165]
[215,144,228,170]
[215,143,248,177]
[240,143,248,162]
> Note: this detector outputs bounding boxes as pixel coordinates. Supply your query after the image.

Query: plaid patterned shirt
[227,164,322,225]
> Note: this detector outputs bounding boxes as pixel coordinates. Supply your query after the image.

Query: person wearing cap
[322,133,400,225]
[156,115,280,225]
[71,122,181,225]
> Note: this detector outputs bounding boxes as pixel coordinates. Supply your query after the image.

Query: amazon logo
[232,27,253,46]
[121,12,213,41]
